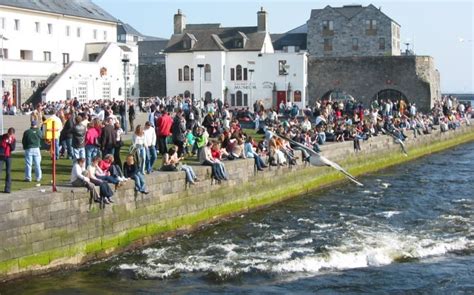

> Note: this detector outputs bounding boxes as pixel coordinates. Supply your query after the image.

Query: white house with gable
[165,8,308,110]
[0,0,139,106]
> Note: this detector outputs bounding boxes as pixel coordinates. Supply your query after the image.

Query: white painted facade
[0,3,139,105]
[166,44,308,110]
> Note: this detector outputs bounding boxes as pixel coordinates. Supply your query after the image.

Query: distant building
[307,4,401,57]
[0,0,139,105]
[164,8,308,109]
[138,39,168,97]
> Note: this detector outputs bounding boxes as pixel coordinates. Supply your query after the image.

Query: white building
[165,8,308,110]
[0,0,139,105]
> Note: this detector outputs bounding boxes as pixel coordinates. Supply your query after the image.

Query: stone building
[307,4,401,57]
[138,39,168,97]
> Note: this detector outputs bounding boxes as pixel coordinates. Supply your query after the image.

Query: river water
[2,142,474,294]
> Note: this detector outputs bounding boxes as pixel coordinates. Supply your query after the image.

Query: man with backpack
[0,128,16,193]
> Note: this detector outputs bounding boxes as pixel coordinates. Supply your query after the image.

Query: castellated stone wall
[0,123,472,281]
[308,55,441,112]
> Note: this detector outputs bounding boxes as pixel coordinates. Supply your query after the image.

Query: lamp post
[122,58,129,134]
[249,69,254,107]
[283,64,290,103]
[0,34,8,134]
[197,64,204,107]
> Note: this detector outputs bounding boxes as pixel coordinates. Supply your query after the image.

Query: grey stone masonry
[307,4,401,57]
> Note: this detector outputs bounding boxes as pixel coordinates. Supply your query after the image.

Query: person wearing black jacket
[128,102,136,132]
[100,118,117,157]
[60,113,74,159]
[172,109,186,157]
[71,115,86,161]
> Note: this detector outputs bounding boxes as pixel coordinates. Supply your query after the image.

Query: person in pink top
[85,119,101,167]
[156,109,173,155]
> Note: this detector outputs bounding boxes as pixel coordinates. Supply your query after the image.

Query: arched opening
[320,89,354,101]
[183,65,190,81]
[205,91,212,102]
[204,64,211,81]
[236,91,242,106]
[184,90,191,98]
[373,89,408,103]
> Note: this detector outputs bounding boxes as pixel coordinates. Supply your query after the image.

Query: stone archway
[320,89,355,101]
[373,89,408,103]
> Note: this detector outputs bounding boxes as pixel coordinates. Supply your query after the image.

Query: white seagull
[269,132,364,187]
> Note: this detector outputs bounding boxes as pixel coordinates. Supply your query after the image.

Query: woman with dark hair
[199,141,228,182]
[161,147,199,184]
[123,154,149,194]
[0,127,16,193]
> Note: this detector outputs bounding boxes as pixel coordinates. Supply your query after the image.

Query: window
[322,20,334,34]
[230,68,235,81]
[14,19,19,31]
[235,39,243,48]
[131,88,135,96]
[62,53,70,67]
[77,27,81,37]
[236,65,242,81]
[133,36,139,42]
[231,94,236,106]
[0,17,4,30]
[204,64,211,81]
[243,93,248,106]
[243,68,248,81]
[191,68,194,81]
[324,38,333,52]
[236,91,243,106]
[294,91,302,102]
[178,68,183,81]
[47,23,52,34]
[278,60,288,75]
[35,22,40,33]
[118,87,122,96]
[103,30,107,40]
[183,65,190,81]
[66,25,70,36]
[20,50,33,60]
[379,38,385,50]
[352,38,359,51]
[43,51,51,61]
[93,29,97,39]
[366,20,377,35]
[1,49,8,59]
[205,91,212,101]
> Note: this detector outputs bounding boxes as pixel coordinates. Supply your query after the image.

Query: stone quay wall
[0,124,473,281]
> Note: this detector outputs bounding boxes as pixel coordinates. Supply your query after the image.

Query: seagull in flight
[269,132,364,187]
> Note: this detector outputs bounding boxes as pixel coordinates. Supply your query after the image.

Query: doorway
[276,91,286,111]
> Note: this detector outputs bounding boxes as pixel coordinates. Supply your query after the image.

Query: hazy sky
[95,0,474,93]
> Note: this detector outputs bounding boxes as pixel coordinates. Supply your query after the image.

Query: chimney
[174,9,186,34]
[257,7,267,32]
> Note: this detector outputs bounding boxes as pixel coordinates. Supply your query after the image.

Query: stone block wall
[0,123,473,281]
[308,55,441,112]
[138,64,167,97]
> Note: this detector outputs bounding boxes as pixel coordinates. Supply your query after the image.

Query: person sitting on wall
[123,154,149,194]
[161,147,199,185]
[99,154,128,183]
[199,141,228,182]
[88,156,121,188]
[71,157,105,204]
[244,136,267,171]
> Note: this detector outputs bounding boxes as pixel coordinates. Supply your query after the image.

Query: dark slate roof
[165,25,267,52]
[310,4,400,25]
[0,0,117,23]
[286,23,308,34]
[117,22,142,36]
[271,33,307,50]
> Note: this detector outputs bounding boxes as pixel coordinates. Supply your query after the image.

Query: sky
[95,0,474,93]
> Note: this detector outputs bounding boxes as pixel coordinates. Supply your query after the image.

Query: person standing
[22,121,43,184]
[43,111,63,160]
[71,115,86,161]
[156,110,173,155]
[144,121,157,174]
[0,128,16,193]
[128,102,136,132]
[100,117,117,157]
[172,109,187,158]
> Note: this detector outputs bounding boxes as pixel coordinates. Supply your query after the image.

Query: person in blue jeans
[123,154,149,194]
[22,120,43,183]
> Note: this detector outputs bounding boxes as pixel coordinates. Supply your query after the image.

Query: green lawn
[0,128,263,192]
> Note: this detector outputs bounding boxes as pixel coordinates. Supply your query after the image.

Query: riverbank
[0,122,473,282]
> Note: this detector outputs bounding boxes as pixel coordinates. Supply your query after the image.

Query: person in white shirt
[132,125,147,173]
[71,158,100,202]
[144,121,157,174]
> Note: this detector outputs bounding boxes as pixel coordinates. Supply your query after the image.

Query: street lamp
[283,64,290,103]
[249,69,254,107]
[122,58,129,134]
[197,64,204,106]
[0,34,8,134]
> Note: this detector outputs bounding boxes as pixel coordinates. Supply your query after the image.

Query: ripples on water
[2,143,474,294]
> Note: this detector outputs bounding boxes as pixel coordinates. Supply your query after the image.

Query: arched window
[184,90,191,98]
[236,91,242,106]
[236,65,242,81]
[183,65,190,81]
[204,64,211,81]
[118,87,122,96]
[178,68,182,81]
[205,91,212,102]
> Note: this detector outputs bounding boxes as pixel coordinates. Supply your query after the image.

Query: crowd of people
[0,95,471,205]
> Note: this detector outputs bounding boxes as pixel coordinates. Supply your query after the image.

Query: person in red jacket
[0,128,16,193]
[156,110,173,155]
